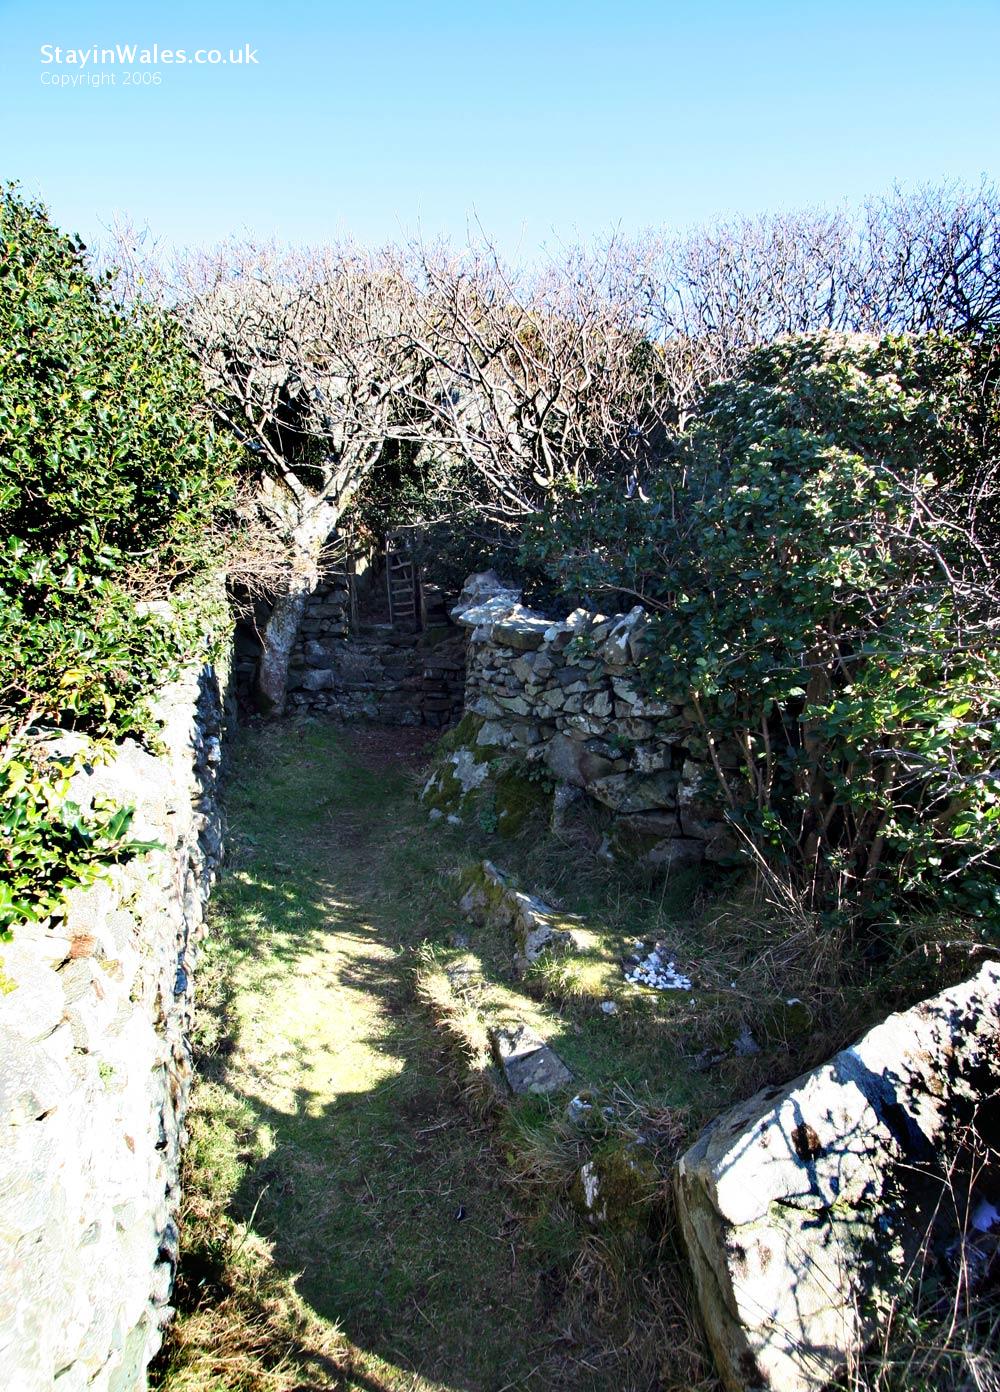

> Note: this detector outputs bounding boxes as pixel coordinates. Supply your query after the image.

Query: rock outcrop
[674,962,1000,1392]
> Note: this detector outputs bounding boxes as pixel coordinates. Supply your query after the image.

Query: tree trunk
[256,512,332,715]
[256,575,313,714]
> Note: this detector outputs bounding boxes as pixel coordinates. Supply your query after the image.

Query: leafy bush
[0,727,160,938]
[527,332,1000,931]
[0,184,235,740]
[0,186,235,937]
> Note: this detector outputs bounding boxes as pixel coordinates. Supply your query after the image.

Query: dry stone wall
[0,658,231,1392]
[423,573,731,862]
[282,578,465,726]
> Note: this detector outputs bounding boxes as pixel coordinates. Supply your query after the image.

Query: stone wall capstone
[0,657,231,1392]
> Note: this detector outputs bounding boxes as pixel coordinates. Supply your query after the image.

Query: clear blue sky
[1,0,998,258]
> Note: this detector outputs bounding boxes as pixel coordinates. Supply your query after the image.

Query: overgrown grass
[412,743,998,1392]
[156,718,994,1392]
[155,722,586,1391]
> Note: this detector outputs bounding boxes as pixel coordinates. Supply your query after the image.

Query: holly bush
[0,727,161,939]
[0,186,236,935]
[0,184,236,740]
[527,332,1000,931]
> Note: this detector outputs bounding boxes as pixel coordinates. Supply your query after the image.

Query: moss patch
[571,1139,662,1228]
[431,711,484,757]
[419,759,465,813]
[493,767,552,836]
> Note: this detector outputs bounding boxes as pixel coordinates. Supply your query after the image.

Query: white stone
[676,962,1000,1392]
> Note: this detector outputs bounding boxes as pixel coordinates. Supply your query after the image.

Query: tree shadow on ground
[179,722,594,1392]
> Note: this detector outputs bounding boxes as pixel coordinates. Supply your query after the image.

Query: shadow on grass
[166,721,580,1392]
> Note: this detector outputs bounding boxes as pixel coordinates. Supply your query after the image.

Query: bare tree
[635,209,854,417]
[854,180,1000,333]
[172,240,422,711]
[629,182,1000,421]
[95,180,1000,717]
[405,238,667,524]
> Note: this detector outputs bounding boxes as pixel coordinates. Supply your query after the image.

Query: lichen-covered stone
[674,962,1000,1392]
[489,1021,572,1094]
[459,860,580,971]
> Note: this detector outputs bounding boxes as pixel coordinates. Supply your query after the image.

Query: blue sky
[0,0,998,258]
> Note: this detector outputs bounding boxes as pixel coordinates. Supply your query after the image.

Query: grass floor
[153,718,990,1392]
[157,721,579,1392]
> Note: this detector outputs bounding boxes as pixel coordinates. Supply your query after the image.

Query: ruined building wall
[422,574,732,862]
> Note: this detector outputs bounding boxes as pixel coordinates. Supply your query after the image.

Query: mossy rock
[434,712,485,758]
[421,760,466,814]
[571,1139,660,1228]
[493,768,551,837]
[458,860,515,929]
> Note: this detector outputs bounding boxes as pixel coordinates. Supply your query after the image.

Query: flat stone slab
[674,961,1000,1392]
[489,1022,573,1095]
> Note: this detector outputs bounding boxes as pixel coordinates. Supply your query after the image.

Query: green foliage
[0,186,236,936]
[0,184,236,740]
[0,728,160,937]
[527,332,1000,930]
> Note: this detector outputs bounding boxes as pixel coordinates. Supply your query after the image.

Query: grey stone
[492,617,551,651]
[0,648,231,1392]
[632,743,672,774]
[510,891,579,974]
[300,668,336,691]
[476,720,514,749]
[511,651,555,684]
[589,769,679,814]
[495,695,531,715]
[584,690,613,719]
[449,748,489,795]
[490,1023,573,1094]
[544,733,617,788]
[675,962,1000,1392]
[610,678,675,717]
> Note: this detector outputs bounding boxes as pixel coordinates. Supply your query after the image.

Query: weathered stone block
[300,668,336,691]
[675,963,1000,1392]
[489,1022,572,1094]
[588,769,679,814]
[544,733,618,787]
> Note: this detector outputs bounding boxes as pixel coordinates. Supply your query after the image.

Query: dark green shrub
[0,184,235,739]
[527,332,1000,930]
[0,727,160,939]
[0,186,235,937]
